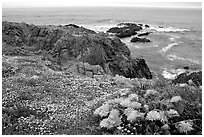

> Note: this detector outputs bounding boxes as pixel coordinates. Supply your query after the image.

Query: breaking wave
[162,67,186,79]
[160,43,179,53]
[149,26,190,33]
[167,54,200,64]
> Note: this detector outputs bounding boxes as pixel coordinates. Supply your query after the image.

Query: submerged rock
[2,21,152,79]
[130,37,151,43]
[172,71,202,86]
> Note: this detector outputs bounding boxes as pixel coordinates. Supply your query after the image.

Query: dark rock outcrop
[138,32,152,37]
[130,37,151,43]
[145,25,150,28]
[107,23,142,38]
[172,71,202,86]
[65,24,80,28]
[2,21,152,79]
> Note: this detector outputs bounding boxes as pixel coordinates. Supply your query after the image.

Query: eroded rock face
[2,21,152,79]
[172,71,202,86]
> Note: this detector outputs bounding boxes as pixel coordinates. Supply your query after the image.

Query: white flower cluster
[144,89,158,97]
[94,104,111,117]
[166,109,179,118]
[126,110,145,123]
[175,121,193,133]
[146,110,161,121]
[100,109,122,129]
[170,96,182,103]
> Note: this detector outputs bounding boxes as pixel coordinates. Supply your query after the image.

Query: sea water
[2,7,202,79]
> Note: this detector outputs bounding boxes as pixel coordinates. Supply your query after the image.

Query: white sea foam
[160,43,178,53]
[167,54,200,64]
[149,26,190,33]
[85,24,116,33]
[162,68,186,79]
[169,37,175,41]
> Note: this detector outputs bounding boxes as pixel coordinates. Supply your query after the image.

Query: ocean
[2,7,202,79]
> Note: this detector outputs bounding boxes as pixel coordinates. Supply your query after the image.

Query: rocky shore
[2,21,202,135]
[2,21,152,79]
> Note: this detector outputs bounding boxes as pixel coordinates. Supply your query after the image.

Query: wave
[160,42,178,53]
[84,24,116,32]
[167,54,200,64]
[162,67,186,79]
[149,26,190,33]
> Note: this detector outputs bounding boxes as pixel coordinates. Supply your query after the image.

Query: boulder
[137,32,152,37]
[130,37,151,43]
[172,71,202,86]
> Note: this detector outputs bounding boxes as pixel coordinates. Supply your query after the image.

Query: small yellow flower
[170,96,182,103]
[175,121,193,133]
[146,110,161,121]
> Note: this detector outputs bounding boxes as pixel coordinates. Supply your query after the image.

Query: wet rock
[130,37,151,43]
[172,71,202,86]
[137,32,152,37]
[145,24,150,28]
[107,23,142,38]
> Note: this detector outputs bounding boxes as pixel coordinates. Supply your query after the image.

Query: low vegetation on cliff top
[2,55,202,135]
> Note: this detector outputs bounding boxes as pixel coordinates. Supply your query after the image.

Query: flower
[166,109,179,117]
[124,107,135,116]
[109,109,120,119]
[170,96,182,103]
[127,110,145,122]
[146,110,161,121]
[120,99,131,107]
[128,94,139,101]
[94,104,110,117]
[100,118,114,129]
[143,105,149,112]
[175,121,193,133]
[107,98,123,104]
[129,102,141,109]
[144,89,158,97]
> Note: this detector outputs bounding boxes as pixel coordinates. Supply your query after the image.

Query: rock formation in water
[130,37,151,43]
[2,21,152,79]
[107,23,142,38]
[172,71,202,86]
[137,32,152,37]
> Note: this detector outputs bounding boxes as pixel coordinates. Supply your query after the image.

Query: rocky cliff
[2,21,152,79]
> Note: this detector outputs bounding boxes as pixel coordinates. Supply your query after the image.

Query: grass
[2,54,202,135]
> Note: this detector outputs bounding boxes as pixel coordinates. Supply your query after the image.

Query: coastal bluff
[2,21,152,79]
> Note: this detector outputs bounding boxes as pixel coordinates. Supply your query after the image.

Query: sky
[2,0,202,8]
